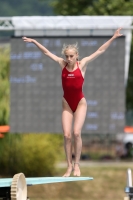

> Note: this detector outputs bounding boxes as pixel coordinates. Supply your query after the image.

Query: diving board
[0,173,93,200]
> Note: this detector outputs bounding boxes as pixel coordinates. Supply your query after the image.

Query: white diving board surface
[0,177,93,187]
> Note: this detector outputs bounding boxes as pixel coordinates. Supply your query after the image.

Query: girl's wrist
[32,39,36,43]
[112,35,116,40]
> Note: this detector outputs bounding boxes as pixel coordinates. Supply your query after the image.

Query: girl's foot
[73,163,80,176]
[63,165,73,177]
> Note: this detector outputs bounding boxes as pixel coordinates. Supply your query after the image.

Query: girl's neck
[67,62,77,69]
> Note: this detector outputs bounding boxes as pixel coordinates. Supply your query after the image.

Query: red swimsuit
[62,63,84,112]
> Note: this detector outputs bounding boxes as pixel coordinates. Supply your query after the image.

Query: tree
[51,0,133,15]
[51,0,93,15]
[84,0,133,15]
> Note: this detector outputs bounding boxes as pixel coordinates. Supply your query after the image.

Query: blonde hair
[61,43,79,55]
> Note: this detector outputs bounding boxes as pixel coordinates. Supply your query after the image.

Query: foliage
[0,47,10,125]
[51,0,133,15]
[0,133,63,177]
[51,0,93,15]
[84,0,133,15]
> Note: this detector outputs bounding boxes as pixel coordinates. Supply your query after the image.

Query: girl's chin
[67,62,74,65]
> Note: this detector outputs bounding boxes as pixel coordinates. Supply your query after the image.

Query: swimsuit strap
[65,63,68,68]
[77,61,80,68]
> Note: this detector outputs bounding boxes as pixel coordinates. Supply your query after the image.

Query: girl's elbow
[44,51,50,56]
[99,49,105,54]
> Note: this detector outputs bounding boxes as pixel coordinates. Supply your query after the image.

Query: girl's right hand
[22,37,34,43]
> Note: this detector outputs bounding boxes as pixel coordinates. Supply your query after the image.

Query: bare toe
[73,163,80,177]
[63,166,73,177]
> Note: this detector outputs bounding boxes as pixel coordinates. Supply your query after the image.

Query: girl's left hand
[113,28,123,38]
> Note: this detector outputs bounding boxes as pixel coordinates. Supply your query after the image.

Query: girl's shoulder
[59,59,67,70]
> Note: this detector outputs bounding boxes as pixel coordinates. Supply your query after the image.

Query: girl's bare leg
[73,98,87,176]
[62,98,73,177]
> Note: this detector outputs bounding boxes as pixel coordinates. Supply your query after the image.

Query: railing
[125,169,133,200]
[0,17,14,30]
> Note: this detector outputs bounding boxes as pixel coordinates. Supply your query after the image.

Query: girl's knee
[64,133,72,140]
[73,130,81,138]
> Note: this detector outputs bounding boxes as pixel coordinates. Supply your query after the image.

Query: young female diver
[22,28,123,177]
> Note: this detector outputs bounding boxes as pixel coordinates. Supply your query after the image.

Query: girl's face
[65,49,78,66]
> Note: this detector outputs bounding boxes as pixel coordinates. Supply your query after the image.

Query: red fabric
[62,63,84,112]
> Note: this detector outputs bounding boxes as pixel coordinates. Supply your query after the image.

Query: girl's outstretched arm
[22,37,65,68]
[80,28,123,68]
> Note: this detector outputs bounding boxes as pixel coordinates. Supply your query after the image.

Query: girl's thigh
[62,98,73,135]
[73,98,87,132]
